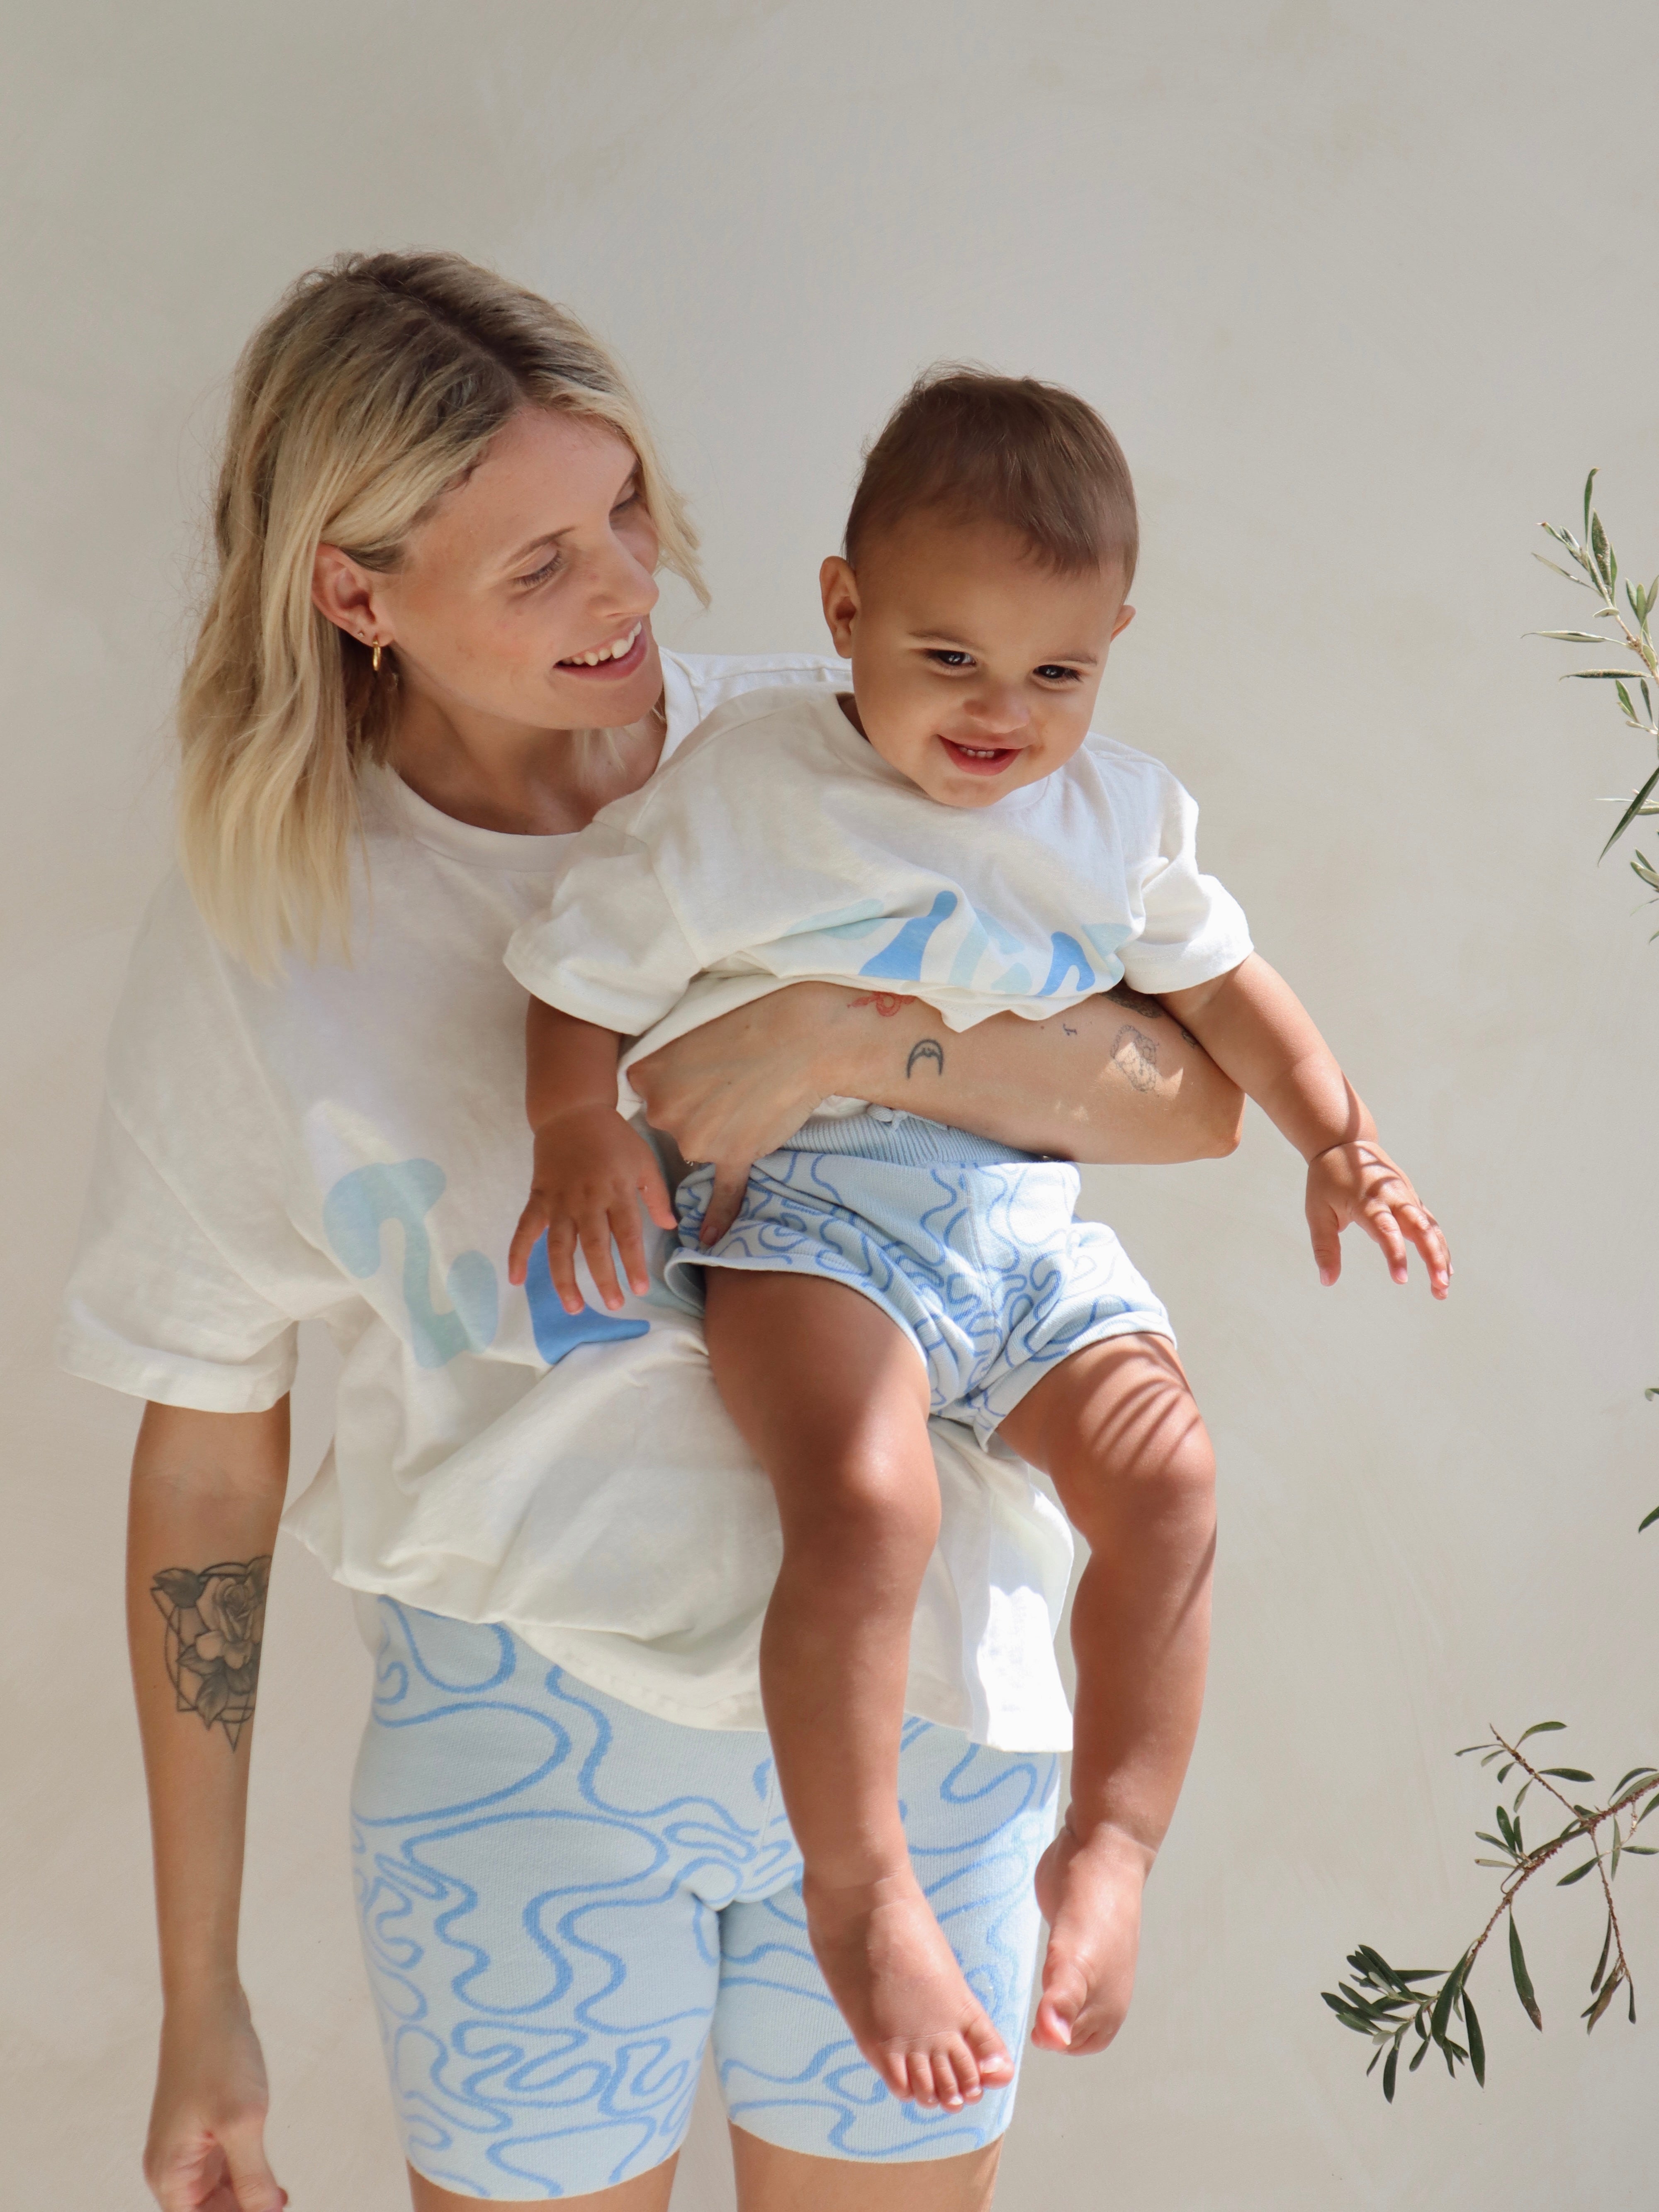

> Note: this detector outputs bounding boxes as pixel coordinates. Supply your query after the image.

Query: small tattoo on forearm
[1062,1022,1078,1036]
[1110,1023,1160,1093]
[1106,981,1196,1046]
[151,1556,270,1749]
[905,1038,945,1078]
[849,992,917,1017]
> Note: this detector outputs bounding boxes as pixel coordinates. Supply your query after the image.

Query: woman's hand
[630,987,849,1169]
[145,1990,286,2212]
[509,1106,677,1312]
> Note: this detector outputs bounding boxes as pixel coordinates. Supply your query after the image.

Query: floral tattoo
[151,1556,270,1749]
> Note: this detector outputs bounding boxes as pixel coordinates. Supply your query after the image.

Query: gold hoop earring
[371,642,383,675]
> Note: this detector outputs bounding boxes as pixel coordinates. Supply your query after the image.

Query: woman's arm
[129,1400,291,2212]
[630,980,1244,1172]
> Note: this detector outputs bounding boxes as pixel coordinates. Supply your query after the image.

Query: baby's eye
[1034,664,1082,683]
[925,649,974,669]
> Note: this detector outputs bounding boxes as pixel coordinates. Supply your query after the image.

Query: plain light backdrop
[5,3,1656,2205]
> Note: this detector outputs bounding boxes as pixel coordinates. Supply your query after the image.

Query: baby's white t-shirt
[505,686,1252,1097]
[57,652,1075,1751]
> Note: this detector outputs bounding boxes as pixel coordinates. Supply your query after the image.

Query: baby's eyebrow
[910,630,1099,666]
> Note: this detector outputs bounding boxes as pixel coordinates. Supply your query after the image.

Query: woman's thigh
[351,1600,793,2202]
[712,1716,1060,2165]
[351,1604,1058,2202]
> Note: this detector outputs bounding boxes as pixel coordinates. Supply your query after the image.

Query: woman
[61,252,1240,2212]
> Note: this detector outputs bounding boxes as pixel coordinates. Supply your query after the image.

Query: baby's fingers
[576,1207,628,1313]
[1360,1193,1412,1284]
[508,1198,551,1288]
[639,1162,678,1234]
[543,1219,586,1315]
[1307,1202,1343,1289]
[1398,1201,1452,1299]
[610,1194,655,1301]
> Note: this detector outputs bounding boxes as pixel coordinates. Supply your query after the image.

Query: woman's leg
[408,2160,676,2211]
[730,2129,1001,2210]
[701,1270,1011,2110]
[995,1331,1216,2055]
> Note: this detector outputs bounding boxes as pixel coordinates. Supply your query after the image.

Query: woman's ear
[819,556,861,657]
[312,543,389,647]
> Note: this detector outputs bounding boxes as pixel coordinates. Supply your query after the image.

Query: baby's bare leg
[996,1334,1216,2056]
[701,1269,1012,2111]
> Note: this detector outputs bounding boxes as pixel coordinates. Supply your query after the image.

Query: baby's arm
[507,999,677,1314]
[1161,955,1451,1297]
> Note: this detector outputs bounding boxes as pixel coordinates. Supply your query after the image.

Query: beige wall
[7,2,1657,2204]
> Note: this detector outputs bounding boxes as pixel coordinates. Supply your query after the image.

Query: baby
[506,370,1448,2112]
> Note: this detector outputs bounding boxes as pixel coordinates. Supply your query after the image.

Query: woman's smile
[556,618,648,677]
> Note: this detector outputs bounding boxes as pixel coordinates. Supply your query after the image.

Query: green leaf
[1541,1768,1596,1783]
[1600,762,1659,859]
[1613,1769,1658,1793]
[1533,553,1584,583]
[1518,1722,1567,1742]
[1510,1913,1543,2029]
[1591,1915,1613,1995]
[1462,1988,1486,2086]
[1584,469,1598,542]
[1621,1842,1658,1855]
[1531,629,1614,643]
[1558,1859,1598,1886]
[1584,1970,1620,2033]
[1382,2040,1400,2102]
[1559,668,1646,681]
[1639,1506,1659,1532]
[1617,681,1640,722]
[1408,2035,1431,2072]
[1591,509,1616,595]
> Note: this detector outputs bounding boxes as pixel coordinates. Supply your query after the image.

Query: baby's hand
[1306,1140,1450,1298]
[508,1107,677,1314]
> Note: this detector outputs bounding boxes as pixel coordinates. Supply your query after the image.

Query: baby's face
[820,514,1134,809]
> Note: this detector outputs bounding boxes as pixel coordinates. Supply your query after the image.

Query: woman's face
[317,406,666,733]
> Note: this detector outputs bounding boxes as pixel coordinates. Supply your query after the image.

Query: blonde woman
[61,252,1240,2212]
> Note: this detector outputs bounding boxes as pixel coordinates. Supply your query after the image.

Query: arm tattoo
[1110,1022,1161,1093]
[905,1038,945,1078]
[1105,980,1197,1046]
[151,1556,270,1750]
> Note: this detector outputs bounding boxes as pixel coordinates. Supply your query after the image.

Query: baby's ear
[1111,601,1136,641]
[819,555,861,655]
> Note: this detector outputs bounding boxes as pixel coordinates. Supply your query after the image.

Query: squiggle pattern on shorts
[671,1142,1172,1444]
[351,1601,1059,2198]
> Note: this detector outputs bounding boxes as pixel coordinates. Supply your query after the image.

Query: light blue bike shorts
[351,1600,1061,2200]
[670,1108,1174,1445]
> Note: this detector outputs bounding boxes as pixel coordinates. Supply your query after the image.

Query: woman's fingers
[221,2127,288,2212]
[698,1163,752,1248]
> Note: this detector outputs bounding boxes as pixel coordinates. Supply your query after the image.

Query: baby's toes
[929,2047,967,2110]
[965,2015,1011,2082]
[905,2051,940,2108]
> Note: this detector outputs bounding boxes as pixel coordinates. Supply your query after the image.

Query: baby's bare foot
[1031,1819,1151,2055]
[804,1868,1012,2108]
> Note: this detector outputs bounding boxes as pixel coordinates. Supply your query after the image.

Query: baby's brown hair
[844,366,1138,586]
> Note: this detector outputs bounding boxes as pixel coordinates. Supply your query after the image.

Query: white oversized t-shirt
[57,652,1075,1750]
[505,686,1252,1102]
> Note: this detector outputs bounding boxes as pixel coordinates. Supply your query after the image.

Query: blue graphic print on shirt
[323,1159,498,1368]
[522,1232,651,1365]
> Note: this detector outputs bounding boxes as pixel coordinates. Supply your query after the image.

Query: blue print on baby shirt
[522,1233,650,1366]
[858,891,958,981]
[323,1159,499,1368]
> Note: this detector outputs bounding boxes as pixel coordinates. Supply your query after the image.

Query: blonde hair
[177,250,705,971]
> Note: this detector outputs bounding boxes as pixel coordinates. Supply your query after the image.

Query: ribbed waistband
[777,1109,1036,1168]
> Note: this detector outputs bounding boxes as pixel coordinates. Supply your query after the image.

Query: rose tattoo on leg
[151,1556,270,1749]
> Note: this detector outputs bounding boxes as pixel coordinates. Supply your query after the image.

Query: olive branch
[1322,477,1658,2100]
